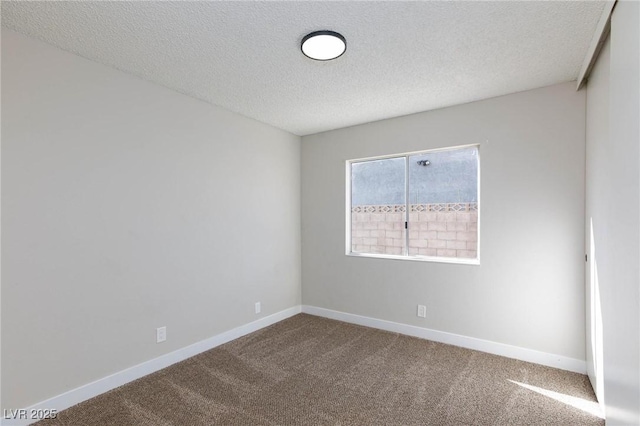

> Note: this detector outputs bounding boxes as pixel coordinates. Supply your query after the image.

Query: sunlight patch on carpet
[508,380,604,419]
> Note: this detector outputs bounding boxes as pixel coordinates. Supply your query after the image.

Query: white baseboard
[301,305,586,374]
[5,306,301,426]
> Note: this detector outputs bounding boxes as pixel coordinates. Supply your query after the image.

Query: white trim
[345,159,353,255]
[346,252,480,265]
[576,0,616,90]
[301,305,586,374]
[347,143,481,164]
[5,306,301,426]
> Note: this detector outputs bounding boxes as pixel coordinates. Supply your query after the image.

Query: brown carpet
[38,314,603,425]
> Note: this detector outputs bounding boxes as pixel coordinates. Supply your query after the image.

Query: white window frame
[345,144,480,265]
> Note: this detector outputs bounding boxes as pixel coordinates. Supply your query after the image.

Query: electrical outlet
[255,302,261,314]
[417,305,427,318]
[156,326,167,343]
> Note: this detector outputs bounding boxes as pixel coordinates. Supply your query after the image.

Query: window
[347,145,479,264]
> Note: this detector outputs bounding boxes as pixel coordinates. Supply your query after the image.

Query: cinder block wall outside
[351,203,478,258]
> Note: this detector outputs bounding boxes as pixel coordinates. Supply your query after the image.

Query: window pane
[408,147,478,259]
[351,157,406,255]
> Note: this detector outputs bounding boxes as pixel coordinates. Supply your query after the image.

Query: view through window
[349,145,479,262]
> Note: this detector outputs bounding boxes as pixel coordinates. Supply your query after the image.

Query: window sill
[346,252,480,265]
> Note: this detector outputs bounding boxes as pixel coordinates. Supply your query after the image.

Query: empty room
[1,1,639,425]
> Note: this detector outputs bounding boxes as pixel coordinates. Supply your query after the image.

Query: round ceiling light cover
[301,31,346,61]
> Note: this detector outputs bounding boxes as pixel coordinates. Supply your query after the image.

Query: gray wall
[1,29,301,410]
[302,82,586,361]
[586,1,640,423]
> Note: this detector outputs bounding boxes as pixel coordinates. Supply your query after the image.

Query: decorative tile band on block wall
[352,205,406,213]
[351,203,478,213]
[351,203,478,258]
[410,202,478,212]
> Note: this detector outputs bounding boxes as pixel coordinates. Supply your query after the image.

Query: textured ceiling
[2,1,604,136]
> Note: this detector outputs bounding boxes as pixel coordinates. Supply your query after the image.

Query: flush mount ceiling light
[301,30,346,61]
